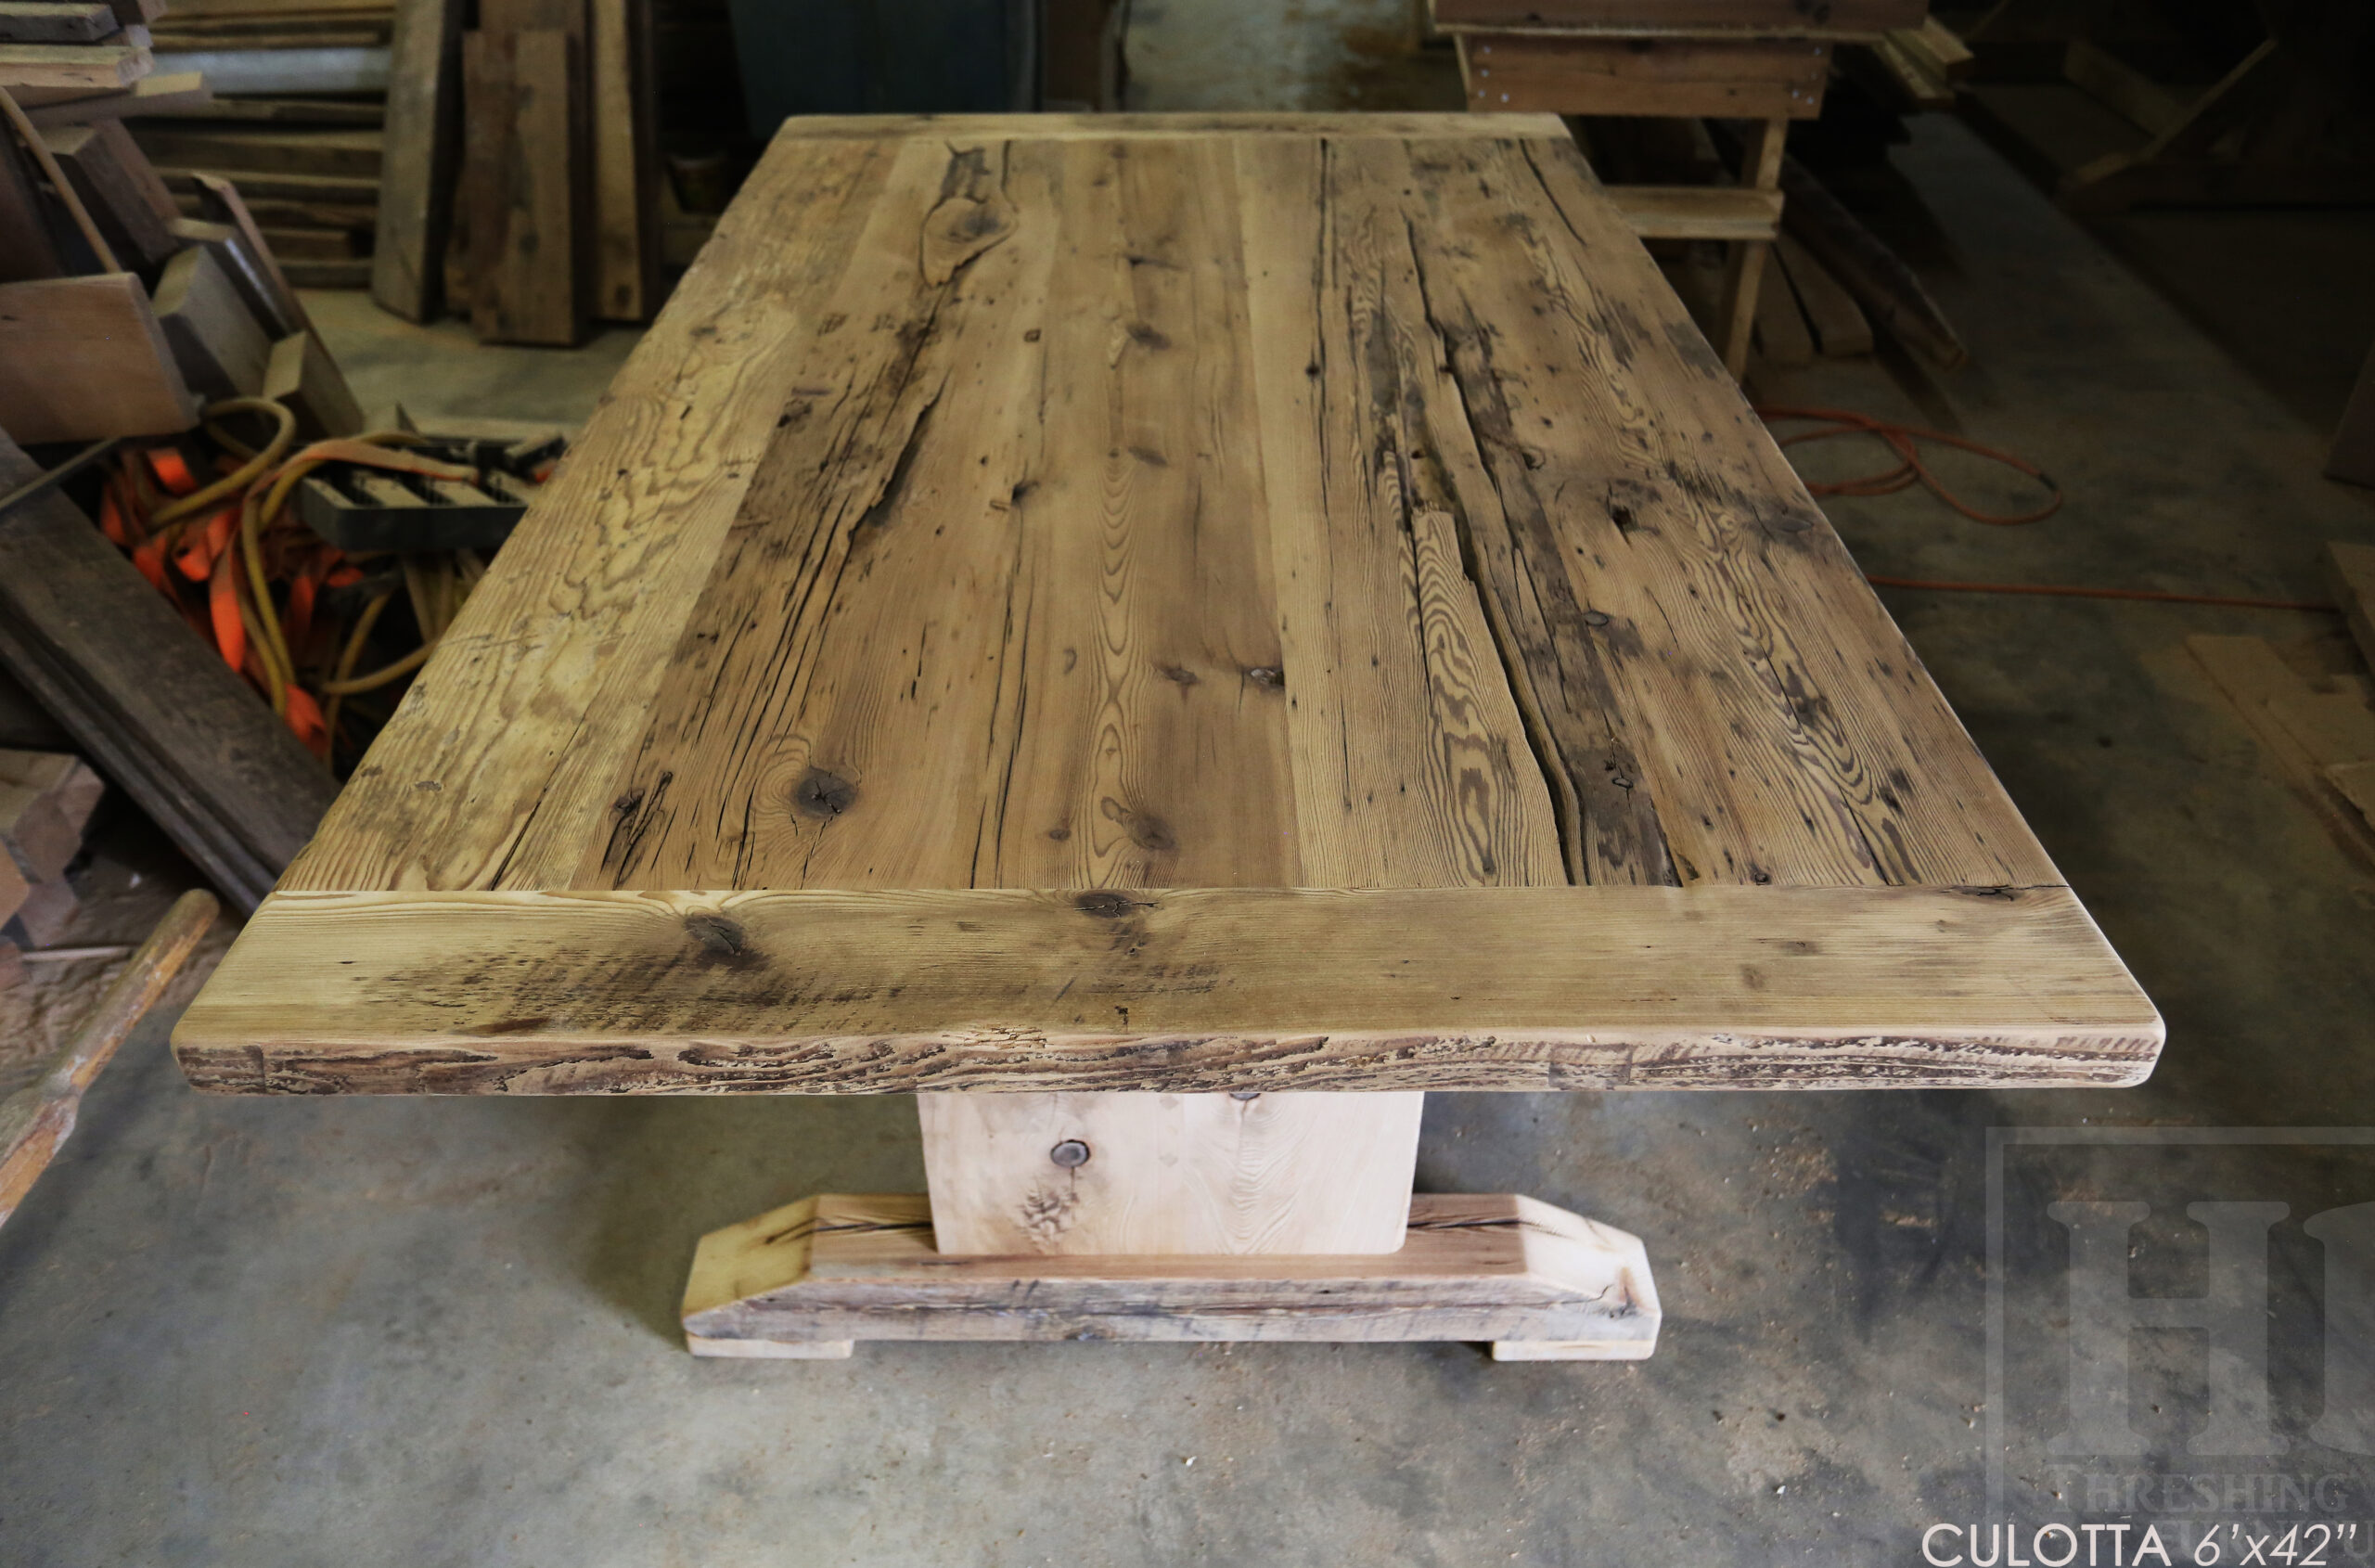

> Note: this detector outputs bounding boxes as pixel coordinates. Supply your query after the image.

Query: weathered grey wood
[0,4,116,45]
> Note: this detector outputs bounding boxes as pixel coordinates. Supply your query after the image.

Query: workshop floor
[5,11,2375,1565]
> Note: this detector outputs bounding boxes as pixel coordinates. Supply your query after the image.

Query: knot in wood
[1048,1138,1092,1170]
[1072,891,1151,919]
[791,767,857,820]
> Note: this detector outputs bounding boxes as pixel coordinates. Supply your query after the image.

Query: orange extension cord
[1755,405,2337,614]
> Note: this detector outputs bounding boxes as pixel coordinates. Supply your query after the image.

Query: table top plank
[282,134,904,894]
[1410,137,2060,889]
[1239,135,1567,890]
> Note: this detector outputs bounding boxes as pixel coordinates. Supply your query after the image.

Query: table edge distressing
[171,884,2164,1095]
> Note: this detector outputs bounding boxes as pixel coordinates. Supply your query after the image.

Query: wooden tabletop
[173,113,2159,1096]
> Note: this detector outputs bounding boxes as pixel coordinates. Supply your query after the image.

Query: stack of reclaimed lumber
[1,9,366,444]
[132,0,392,286]
[0,0,161,105]
[364,0,661,340]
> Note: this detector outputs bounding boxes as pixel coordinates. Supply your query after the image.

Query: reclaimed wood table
[172,111,2161,1360]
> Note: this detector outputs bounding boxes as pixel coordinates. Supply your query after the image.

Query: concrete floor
[6,24,2375,1568]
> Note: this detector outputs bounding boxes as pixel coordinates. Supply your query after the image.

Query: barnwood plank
[0,133,62,281]
[1752,251,1816,367]
[2188,634,2375,872]
[1773,231,1871,356]
[0,40,149,90]
[1607,183,1782,241]
[262,329,364,437]
[0,4,116,45]
[171,884,2163,1095]
[680,1193,1660,1356]
[19,69,205,125]
[278,133,901,892]
[1408,137,2052,887]
[189,172,310,336]
[1238,135,1567,889]
[39,117,179,266]
[169,215,300,337]
[0,891,214,1228]
[462,27,584,345]
[585,0,655,320]
[150,242,272,398]
[0,750,102,882]
[0,272,195,442]
[0,431,336,911]
[1457,34,1830,119]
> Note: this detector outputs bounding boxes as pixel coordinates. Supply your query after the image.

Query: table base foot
[682,1193,1660,1359]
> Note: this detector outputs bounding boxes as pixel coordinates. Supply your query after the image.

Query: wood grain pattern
[680,1192,1660,1356]
[186,115,2149,1098]
[173,884,2163,1094]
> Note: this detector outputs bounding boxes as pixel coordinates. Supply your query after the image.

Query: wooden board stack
[430,0,660,342]
[2188,544,2375,871]
[0,0,162,105]
[0,125,366,440]
[0,750,105,989]
[124,0,391,286]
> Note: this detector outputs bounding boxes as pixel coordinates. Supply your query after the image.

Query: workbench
[172,112,2160,1359]
[1432,0,1930,375]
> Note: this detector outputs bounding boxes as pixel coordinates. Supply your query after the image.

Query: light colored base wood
[918,1091,1424,1255]
[681,1193,1661,1357]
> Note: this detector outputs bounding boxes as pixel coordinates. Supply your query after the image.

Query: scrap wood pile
[134,0,395,289]
[2190,544,2375,870]
[89,402,551,766]
[0,407,557,910]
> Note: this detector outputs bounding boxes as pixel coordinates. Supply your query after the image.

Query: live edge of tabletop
[169,112,2158,1357]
